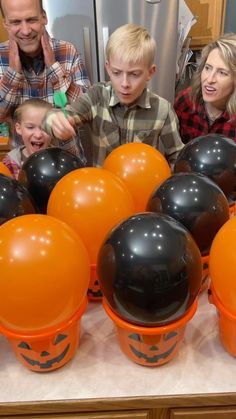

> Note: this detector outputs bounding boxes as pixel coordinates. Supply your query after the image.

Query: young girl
[2,98,85,179]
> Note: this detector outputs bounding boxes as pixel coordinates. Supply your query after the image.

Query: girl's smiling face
[15,105,51,157]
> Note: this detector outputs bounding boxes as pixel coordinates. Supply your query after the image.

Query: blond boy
[43,24,184,167]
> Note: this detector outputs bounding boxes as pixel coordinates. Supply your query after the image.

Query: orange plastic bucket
[0,162,12,177]
[103,298,198,367]
[201,254,210,293]
[0,298,87,372]
[229,202,235,218]
[209,286,236,357]
[87,263,102,301]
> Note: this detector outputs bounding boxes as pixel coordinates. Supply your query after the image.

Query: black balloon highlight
[0,173,36,224]
[97,212,202,327]
[174,134,236,202]
[147,172,229,255]
[18,147,85,213]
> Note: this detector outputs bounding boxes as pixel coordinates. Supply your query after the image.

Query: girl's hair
[106,23,156,67]
[14,98,52,123]
[191,33,236,115]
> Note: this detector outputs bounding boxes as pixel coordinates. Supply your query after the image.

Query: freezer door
[95,0,179,103]
[43,0,98,84]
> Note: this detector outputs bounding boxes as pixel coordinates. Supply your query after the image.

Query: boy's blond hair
[14,98,53,123]
[106,23,156,67]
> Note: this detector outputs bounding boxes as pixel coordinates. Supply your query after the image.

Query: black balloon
[0,173,36,224]
[19,147,85,213]
[97,212,202,327]
[174,134,236,203]
[147,172,229,255]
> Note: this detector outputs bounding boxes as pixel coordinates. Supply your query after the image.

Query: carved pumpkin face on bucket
[87,264,103,301]
[8,313,81,372]
[102,297,198,367]
[117,327,184,366]
[201,255,209,293]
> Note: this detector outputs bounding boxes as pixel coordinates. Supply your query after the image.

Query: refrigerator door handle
[83,27,93,84]
[99,26,109,81]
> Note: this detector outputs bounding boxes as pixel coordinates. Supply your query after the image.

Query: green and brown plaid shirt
[46,82,184,167]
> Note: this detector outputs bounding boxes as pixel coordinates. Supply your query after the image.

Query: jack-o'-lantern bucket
[209,286,236,357]
[229,201,236,218]
[201,254,210,293]
[88,263,103,301]
[103,298,198,367]
[0,298,87,372]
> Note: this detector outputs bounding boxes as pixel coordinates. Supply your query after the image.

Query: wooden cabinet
[185,0,226,49]
[2,412,150,419]
[170,406,236,418]
[0,15,7,42]
[0,144,9,160]
[2,395,236,419]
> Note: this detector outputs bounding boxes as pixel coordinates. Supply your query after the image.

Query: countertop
[0,291,235,404]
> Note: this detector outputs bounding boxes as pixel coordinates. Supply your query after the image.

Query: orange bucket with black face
[0,298,87,372]
[201,254,210,293]
[229,202,236,218]
[87,263,103,301]
[103,298,198,367]
[209,286,236,357]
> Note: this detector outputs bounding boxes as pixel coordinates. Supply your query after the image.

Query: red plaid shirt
[174,87,236,144]
[0,34,90,123]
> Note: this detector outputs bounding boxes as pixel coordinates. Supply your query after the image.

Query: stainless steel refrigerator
[44,0,179,103]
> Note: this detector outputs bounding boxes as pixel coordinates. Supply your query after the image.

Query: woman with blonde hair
[174,33,236,143]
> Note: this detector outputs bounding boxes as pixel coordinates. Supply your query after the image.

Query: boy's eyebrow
[110,65,143,72]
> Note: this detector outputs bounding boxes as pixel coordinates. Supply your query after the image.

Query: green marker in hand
[53,92,68,118]
[53,92,77,141]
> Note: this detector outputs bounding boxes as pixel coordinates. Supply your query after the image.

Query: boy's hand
[9,36,22,73]
[46,111,76,140]
[41,31,56,67]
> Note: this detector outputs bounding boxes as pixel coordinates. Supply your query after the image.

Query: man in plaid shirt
[0,0,90,158]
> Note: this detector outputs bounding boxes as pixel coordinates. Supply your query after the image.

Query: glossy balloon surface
[98,212,202,326]
[209,216,236,316]
[103,143,171,212]
[47,167,135,263]
[147,172,229,255]
[0,173,36,224]
[174,134,236,202]
[0,214,90,333]
[19,147,85,213]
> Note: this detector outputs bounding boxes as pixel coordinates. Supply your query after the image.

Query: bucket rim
[102,298,198,334]
[0,297,88,340]
[209,285,236,321]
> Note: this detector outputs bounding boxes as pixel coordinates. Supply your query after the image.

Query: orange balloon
[0,214,90,334]
[0,162,12,177]
[103,143,171,212]
[209,216,236,315]
[47,167,135,263]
